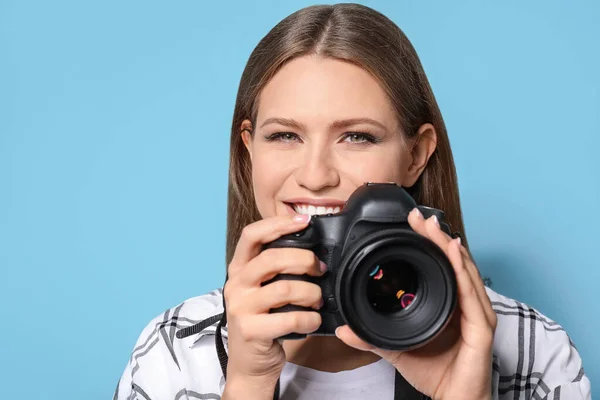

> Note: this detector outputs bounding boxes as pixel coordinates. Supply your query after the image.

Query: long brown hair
[226,3,468,265]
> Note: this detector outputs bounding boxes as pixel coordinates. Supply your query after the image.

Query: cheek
[341,146,409,183]
[250,152,294,217]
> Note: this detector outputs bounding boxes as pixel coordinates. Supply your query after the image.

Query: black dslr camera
[263,182,457,351]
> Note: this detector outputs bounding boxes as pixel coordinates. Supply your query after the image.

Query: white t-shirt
[280,358,395,399]
[114,287,592,400]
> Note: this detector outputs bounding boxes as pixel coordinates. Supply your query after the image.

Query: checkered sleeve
[488,288,592,399]
[113,302,199,400]
[112,292,227,400]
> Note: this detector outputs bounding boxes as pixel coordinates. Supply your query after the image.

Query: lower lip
[284,202,297,215]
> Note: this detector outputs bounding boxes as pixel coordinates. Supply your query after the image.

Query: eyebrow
[259,117,388,132]
[260,117,307,131]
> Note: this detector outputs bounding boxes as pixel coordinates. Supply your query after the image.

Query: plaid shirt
[114,287,591,399]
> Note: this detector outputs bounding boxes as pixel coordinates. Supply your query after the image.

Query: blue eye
[264,132,301,142]
[343,132,379,144]
[263,131,381,145]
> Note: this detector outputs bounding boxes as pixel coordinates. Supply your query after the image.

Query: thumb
[335,325,404,366]
[335,325,375,352]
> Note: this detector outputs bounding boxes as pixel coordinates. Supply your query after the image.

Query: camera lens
[336,230,457,351]
[366,260,418,314]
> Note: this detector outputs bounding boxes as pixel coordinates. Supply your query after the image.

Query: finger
[229,214,311,275]
[455,243,495,327]
[423,213,452,253]
[410,209,492,333]
[335,325,375,352]
[448,238,490,331]
[236,311,322,342]
[335,326,402,365]
[460,249,497,328]
[407,208,429,238]
[409,208,452,254]
[241,248,325,286]
[245,280,323,313]
[412,210,493,329]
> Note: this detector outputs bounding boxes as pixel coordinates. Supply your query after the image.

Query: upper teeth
[293,204,342,216]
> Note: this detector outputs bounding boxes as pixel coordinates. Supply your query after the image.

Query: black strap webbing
[175,313,223,339]
[394,369,429,399]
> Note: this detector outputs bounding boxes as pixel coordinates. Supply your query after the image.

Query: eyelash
[263,131,381,145]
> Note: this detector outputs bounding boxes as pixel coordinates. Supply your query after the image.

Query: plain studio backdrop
[1,0,598,398]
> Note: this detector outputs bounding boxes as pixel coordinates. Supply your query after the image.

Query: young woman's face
[242,55,435,218]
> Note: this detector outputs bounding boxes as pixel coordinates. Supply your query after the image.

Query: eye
[263,132,301,143]
[342,132,380,144]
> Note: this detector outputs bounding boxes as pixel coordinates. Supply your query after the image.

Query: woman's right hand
[222,214,326,399]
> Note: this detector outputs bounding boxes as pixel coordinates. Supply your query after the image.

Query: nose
[294,144,340,192]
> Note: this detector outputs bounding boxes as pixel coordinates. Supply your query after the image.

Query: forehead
[256,56,398,128]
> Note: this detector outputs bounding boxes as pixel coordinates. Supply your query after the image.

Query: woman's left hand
[335,208,497,400]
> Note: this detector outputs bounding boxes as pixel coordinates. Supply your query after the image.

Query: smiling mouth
[288,203,343,216]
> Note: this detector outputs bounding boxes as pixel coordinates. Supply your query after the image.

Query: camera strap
[178,311,430,400]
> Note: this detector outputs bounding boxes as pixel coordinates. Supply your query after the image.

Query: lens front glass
[338,233,457,350]
[366,259,418,314]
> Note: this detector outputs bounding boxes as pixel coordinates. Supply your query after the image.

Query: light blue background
[1,0,598,398]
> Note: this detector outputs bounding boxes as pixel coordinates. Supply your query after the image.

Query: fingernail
[412,208,423,219]
[319,298,325,308]
[335,327,341,337]
[430,215,439,227]
[319,261,328,273]
[293,214,311,223]
[455,236,462,247]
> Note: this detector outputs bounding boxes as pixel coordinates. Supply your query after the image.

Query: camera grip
[264,273,318,340]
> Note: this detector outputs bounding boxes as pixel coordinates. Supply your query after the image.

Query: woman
[115,4,591,399]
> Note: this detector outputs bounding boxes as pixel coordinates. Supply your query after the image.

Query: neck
[282,336,381,372]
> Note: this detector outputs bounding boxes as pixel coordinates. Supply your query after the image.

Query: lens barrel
[336,230,457,350]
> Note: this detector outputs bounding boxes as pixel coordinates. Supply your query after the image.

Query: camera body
[263,182,457,351]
